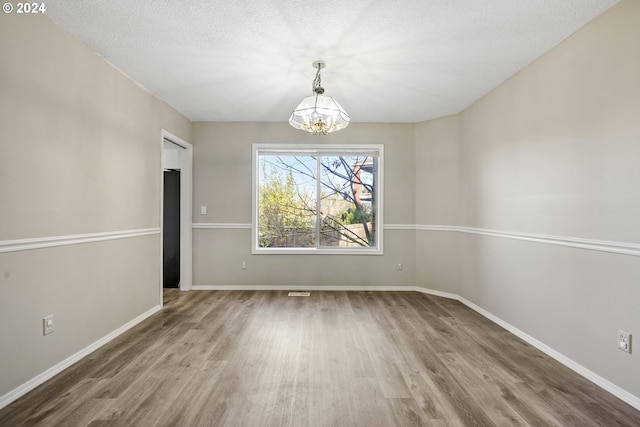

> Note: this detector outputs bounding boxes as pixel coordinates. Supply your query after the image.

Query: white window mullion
[315,155,322,249]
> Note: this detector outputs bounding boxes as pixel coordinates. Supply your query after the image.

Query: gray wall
[416,0,640,398]
[415,115,461,294]
[0,14,191,397]
[192,122,416,288]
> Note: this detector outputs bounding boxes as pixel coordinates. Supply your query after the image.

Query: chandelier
[289,60,350,135]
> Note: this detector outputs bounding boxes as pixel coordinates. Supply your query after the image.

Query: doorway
[163,169,180,288]
[161,130,193,297]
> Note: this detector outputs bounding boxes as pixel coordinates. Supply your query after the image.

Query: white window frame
[252,143,384,255]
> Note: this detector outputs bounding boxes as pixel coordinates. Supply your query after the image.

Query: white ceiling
[45,0,618,123]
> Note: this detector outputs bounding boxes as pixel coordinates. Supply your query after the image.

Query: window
[252,144,383,254]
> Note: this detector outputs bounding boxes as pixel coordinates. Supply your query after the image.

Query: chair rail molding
[416,224,640,257]
[191,223,639,257]
[0,228,161,253]
[192,223,251,229]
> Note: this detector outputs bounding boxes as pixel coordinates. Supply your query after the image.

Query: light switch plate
[618,330,631,353]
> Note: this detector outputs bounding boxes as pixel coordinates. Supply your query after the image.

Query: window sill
[251,247,383,255]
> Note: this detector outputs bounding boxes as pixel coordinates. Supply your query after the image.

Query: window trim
[252,143,384,255]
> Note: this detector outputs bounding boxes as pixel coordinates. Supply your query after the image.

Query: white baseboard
[192,285,460,297]
[192,285,420,292]
[0,305,162,411]
[412,286,459,300]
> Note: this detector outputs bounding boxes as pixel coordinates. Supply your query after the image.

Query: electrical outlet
[396,263,403,271]
[43,315,54,335]
[618,330,632,354]
[200,205,207,215]
[241,260,247,270]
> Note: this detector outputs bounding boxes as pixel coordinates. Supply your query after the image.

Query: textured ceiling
[45,0,618,123]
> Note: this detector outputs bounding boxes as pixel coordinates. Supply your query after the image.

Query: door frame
[160,130,193,298]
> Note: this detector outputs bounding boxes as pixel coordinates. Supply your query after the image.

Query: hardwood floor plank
[23,378,106,426]
[2,290,639,426]
[436,351,529,426]
[154,360,229,426]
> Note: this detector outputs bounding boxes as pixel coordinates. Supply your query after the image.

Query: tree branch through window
[254,145,382,253]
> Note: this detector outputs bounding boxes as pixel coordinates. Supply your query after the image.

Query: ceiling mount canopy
[289,60,350,135]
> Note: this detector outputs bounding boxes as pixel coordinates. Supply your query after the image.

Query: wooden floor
[1,290,639,426]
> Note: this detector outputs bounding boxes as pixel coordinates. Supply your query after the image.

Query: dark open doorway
[163,169,180,288]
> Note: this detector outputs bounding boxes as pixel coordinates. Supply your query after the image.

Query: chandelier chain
[312,65,322,94]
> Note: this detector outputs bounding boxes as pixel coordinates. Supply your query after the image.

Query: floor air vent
[288,292,311,297]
